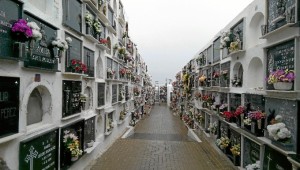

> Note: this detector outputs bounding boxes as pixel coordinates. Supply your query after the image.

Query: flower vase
[13,42,26,59]
[251,121,256,134]
[71,156,78,162]
[273,82,293,90]
[271,139,293,151]
[240,113,244,127]
[86,24,91,35]
[233,155,240,166]
[257,119,262,129]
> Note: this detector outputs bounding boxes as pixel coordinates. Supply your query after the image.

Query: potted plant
[63,130,83,161]
[267,69,295,90]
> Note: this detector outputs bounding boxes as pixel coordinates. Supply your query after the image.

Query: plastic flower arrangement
[248,111,265,120]
[234,106,246,117]
[267,69,295,84]
[199,75,206,82]
[230,144,241,156]
[221,70,228,80]
[223,111,233,120]
[99,38,108,44]
[27,21,42,41]
[220,31,234,48]
[208,122,218,134]
[52,38,69,51]
[119,68,126,76]
[244,117,252,126]
[216,136,230,149]
[228,40,240,53]
[107,68,115,78]
[107,118,114,131]
[133,87,140,96]
[194,91,202,100]
[245,161,260,170]
[85,11,93,26]
[118,47,126,55]
[93,19,102,34]
[11,19,32,41]
[126,69,132,75]
[63,130,83,158]
[69,59,88,73]
[213,71,220,79]
[119,111,126,120]
[267,115,291,142]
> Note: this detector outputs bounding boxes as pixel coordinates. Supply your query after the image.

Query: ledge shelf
[106,24,117,35]
[117,120,124,125]
[61,113,81,121]
[84,0,98,14]
[0,133,24,144]
[62,72,86,77]
[98,12,109,24]
[85,141,100,154]
[104,130,112,136]
[85,34,99,43]
[96,43,109,51]
[265,90,298,100]
[260,23,295,39]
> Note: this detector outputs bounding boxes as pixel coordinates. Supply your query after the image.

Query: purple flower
[11,19,32,38]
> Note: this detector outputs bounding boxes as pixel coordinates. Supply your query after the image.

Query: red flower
[75,66,80,71]
[223,111,233,120]
[71,59,77,65]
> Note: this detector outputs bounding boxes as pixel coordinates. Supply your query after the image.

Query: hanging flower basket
[273,82,293,90]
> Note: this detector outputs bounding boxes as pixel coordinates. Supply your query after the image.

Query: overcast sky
[122,0,254,85]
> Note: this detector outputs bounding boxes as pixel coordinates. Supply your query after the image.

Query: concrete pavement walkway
[88,104,237,170]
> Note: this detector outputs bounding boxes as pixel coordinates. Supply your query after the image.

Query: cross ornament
[24,146,38,170]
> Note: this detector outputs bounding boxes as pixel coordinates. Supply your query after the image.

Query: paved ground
[88,103,237,170]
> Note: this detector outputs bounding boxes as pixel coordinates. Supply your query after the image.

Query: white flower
[277,127,291,139]
[224,37,230,42]
[275,115,283,122]
[267,122,291,141]
[66,37,72,43]
[27,21,42,40]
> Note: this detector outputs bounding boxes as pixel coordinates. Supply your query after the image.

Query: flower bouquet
[245,161,260,170]
[194,91,202,100]
[69,59,88,73]
[222,111,235,122]
[208,121,218,135]
[220,31,234,49]
[63,130,83,161]
[11,19,32,42]
[119,68,126,78]
[27,21,42,41]
[230,144,241,156]
[234,105,246,126]
[133,87,140,96]
[107,68,115,79]
[216,136,230,150]
[213,71,220,79]
[52,38,69,51]
[85,11,93,26]
[99,38,108,45]
[93,19,102,34]
[267,115,291,143]
[243,111,265,136]
[220,70,228,80]
[267,69,295,90]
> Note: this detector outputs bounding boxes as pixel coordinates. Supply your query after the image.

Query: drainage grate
[128,133,193,142]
